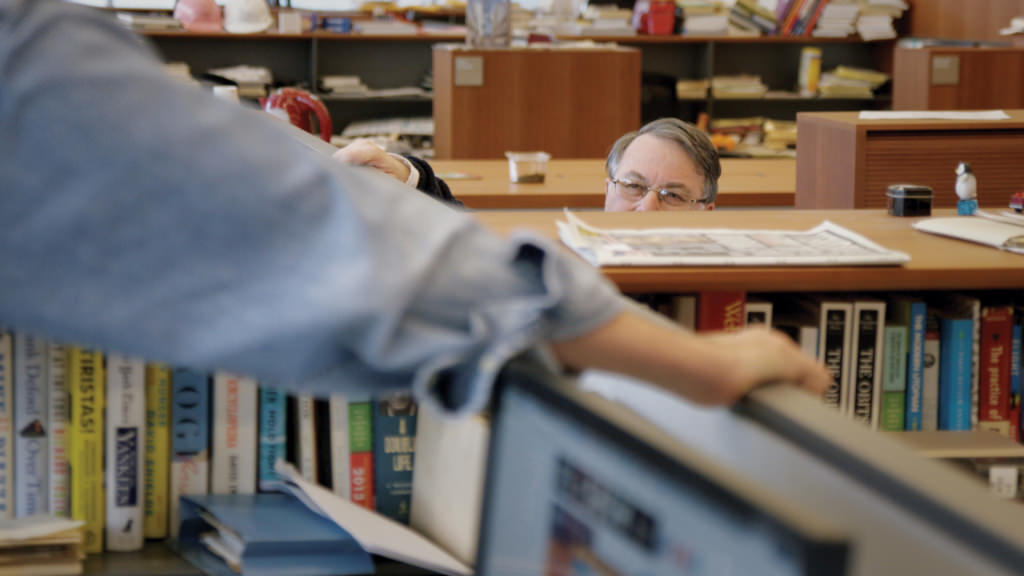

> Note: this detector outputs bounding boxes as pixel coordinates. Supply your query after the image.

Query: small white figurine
[955,161,978,215]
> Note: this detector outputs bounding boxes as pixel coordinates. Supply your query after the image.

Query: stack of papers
[557,211,911,267]
[857,0,908,40]
[711,74,768,99]
[320,75,368,95]
[913,213,1024,255]
[812,0,859,38]
[676,78,710,99]
[0,516,84,576]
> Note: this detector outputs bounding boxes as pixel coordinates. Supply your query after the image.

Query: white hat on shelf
[223,0,274,34]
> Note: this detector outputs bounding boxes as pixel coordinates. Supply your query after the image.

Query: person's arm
[331,140,461,207]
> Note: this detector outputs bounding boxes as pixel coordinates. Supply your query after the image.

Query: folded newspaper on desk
[913,211,1024,255]
[557,211,911,267]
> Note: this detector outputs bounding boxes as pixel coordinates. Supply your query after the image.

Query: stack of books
[763,118,797,149]
[0,516,84,576]
[353,18,419,35]
[711,74,768,99]
[320,75,369,95]
[207,65,274,99]
[681,0,728,35]
[818,65,890,98]
[728,0,776,36]
[115,11,182,31]
[579,5,636,36]
[675,78,710,99]
[857,0,908,40]
[811,0,860,37]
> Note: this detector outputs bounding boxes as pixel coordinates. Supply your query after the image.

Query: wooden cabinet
[894,46,1024,110]
[796,110,1024,209]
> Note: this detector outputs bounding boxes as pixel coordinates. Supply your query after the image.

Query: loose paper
[858,110,1010,121]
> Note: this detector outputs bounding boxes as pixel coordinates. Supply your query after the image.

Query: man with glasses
[604,118,719,212]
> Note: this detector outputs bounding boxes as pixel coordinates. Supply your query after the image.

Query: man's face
[604,134,714,212]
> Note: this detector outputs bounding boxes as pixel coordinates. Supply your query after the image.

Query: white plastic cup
[505,151,551,183]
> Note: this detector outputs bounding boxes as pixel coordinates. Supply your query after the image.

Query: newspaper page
[557,211,911,267]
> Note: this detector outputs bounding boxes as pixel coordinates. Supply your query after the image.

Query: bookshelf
[135,29,896,132]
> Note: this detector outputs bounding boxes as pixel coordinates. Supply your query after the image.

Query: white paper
[0,515,83,542]
[558,211,911,267]
[273,462,472,576]
[858,110,1010,121]
[913,217,1024,254]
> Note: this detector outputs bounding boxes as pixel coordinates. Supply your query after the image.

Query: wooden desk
[474,209,1024,293]
[432,158,796,210]
[796,110,1024,210]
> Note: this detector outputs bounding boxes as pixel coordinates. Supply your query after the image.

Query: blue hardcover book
[939,318,974,431]
[1011,323,1021,441]
[372,394,417,524]
[170,369,211,534]
[258,387,287,492]
[177,493,373,576]
[904,302,927,430]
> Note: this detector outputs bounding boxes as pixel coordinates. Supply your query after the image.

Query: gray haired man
[604,118,722,212]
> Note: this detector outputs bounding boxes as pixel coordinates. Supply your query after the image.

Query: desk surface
[431,158,795,210]
[474,209,1024,293]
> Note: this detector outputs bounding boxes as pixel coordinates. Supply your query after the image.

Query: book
[373,394,417,524]
[258,387,288,492]
[170,368,210,536]
[348,400,375,511]
[978,305,1014,436]
[296,394,318,483]
[939,316,974,431]
[819,300,853,414]
[904,300,928,430]
[329,395,351,500]
[921,317,941,432]
[68,347,105,554]
[697,291,746,332]
[1011,322,1022,442]
[212,373,258,495]
[672,295,697,331]
[176,493,373,576]
[0,332,12,520]
[144,364,172,539]
[849,301,886,428]
[315,398,333,490]
[744,300,773,327]
[14,334,48,517]
[0,516,85,576]
[880,322,908,432]
[105,354,145,551]
[47,344,70,518]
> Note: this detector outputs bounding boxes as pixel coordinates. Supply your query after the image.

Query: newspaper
[557,211,911,267]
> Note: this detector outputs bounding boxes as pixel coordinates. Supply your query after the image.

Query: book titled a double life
[176,493,374,576]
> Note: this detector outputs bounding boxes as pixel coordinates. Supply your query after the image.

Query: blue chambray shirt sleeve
[0,0,624,415]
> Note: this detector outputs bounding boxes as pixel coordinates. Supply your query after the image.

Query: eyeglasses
[608,177,708,209]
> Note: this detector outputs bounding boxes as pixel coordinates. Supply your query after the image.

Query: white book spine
[329,395,350,499]
[14,335,47,517]
[105,354,145,551]
[297,395,317,483]
[922,332,941,431]
[744,301,773,327]
[170,458,208,534]
[47,344,70,517]
[0,332,12,520]
[212,373,257,494]
[799,326,819,358]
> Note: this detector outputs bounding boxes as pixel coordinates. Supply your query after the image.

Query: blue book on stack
[177,493,374,576]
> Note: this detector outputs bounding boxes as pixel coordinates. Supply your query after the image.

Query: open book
[557,211,910,267]
[913,215,1024,255]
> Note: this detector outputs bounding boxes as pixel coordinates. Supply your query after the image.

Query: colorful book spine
[880,324,907,431]
[69,347,105,554]
[373,394,418,524]
[905,302,927,430]
[939,318,974,431]
[697,291,746,332]
[144,364,171,539]
[14,335,48,517]
[258,387,287,491]
[170,368,210,535]
[349,399,375,510]
[296,394,318,483]
[330,395,351,499]
[1011,323,1022,442]
[47,344,69,518]
[819,302,852,413]
[849,302,885,428]
[0,332,11,520]
[978,306,1013,436]
[105,354,145,551]
[212,373,258,495]
[921,320,941,432]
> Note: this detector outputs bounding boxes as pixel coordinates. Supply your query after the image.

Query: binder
[176,493,373,576]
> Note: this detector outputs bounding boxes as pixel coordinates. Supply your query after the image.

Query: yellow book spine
[68,347,105,554]
[144,364,171,539]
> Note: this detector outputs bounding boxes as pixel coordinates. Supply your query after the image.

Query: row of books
[658,292,1023,438]
[0,333,417,554]
[681,0,907,39]
[676,67,888,100]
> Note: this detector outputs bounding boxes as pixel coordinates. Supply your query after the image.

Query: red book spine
[350,452,375,510]
[697,291,746,332]
[803,0,829,36]
[979,306,1013,432]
